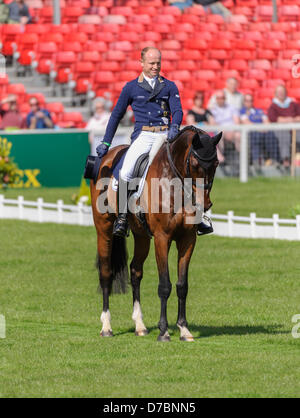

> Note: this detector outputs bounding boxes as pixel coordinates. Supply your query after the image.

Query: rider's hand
[167,124,179,143]
[96,143,109,158]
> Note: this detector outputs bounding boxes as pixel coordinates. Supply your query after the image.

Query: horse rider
[96,46,212,237]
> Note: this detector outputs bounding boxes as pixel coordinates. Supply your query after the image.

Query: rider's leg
[113,132,158,237]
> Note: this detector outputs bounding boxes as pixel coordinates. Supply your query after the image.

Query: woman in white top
[86,98,111,155]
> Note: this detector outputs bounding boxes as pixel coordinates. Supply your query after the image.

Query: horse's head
[189,129,222,211]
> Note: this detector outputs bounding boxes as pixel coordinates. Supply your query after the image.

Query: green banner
[2,130,90,188]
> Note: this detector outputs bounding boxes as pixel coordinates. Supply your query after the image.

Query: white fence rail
[1,195,300,241]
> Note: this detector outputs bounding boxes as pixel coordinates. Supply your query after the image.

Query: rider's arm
[168,82,183,127]
[102,83,132,147]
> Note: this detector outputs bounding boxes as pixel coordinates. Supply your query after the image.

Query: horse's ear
[213,132,222,145]
[192,132,202,149]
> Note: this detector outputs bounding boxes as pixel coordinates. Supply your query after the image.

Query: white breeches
[120,131,167,183]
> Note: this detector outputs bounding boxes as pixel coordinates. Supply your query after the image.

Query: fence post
[57,200,63,224]
[37,198,43,223]
[296,215,300,240]
[18,196,24,220]
[240,128,248,183]
[250,212,257,238]
[0,194,4,218]
[78,202,83,226]
[228,210,234,237]
[273,214,279,239]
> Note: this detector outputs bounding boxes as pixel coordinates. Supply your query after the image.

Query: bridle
[166,139,218,200]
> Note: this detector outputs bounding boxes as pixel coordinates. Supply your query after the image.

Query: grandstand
[0,0,299,127]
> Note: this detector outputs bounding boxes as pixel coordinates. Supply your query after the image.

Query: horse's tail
[96,235,129,294]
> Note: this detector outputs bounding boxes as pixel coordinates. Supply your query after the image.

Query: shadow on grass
[187,324,288,338]
[115,324,288,338]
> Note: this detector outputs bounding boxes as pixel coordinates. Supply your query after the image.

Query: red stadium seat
[119,32,140,42]
[179,50,203,61]
[78,15,101,25]
[184,39,208,50]
[92,32,114,42]
[169,70,191,82]
[153,15,176,25]
[243,31,264,42]
[279,5,300,21]
[160,40,181,51]
[259,40,282,50]
[190,80,210,91]
[209,50,228,60]
[210,39,232,50]
[119,71,139,81]
[110,6,134,17]
[228,59,249,71]
[201,60,222,70]
[270,69,291,80]
[65,33,89,44]
[231,50,255,60]
[110,41,133,52]
[239,79,260,90]
[60,112,85,128]
[7,84,27,102]
[194,70,216,81]
[99,23,121,34]
[39,7,53,23]
[96,61,119,72]
[251,60,272,71]
[177,60,197,71]
[276,59,293,70]
[254,98,272,111]
[246,69,267,81]
[265,31,287,41]
[62,7,83,23]
[93,71,115,84]
[85,41,107,55]
[256,49,276,60]
[80,51,101,63]
[135,6,157,16]
[41,33,64,45]
[105,50,126,61]
[62,42,82,53]
[256,5,273,21]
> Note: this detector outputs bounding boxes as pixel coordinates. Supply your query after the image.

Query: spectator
[86,97,111,155]
[267,84,300,168]
[186,91,215,126]
[240,94,280,169]
[210,90,240,163]
[193,0,231,18]
[0,95,26,131]
[0,0,9,23]
[8,0,32,24]
[208,77,244,111]
[168,0,193,11]
[26,97,54,129]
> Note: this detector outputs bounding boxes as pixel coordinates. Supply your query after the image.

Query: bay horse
[90,126,222,341]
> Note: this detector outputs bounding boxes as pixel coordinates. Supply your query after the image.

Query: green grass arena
[1,178,300,397]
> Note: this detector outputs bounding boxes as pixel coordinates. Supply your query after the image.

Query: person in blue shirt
[96,46,184,237]
[240,94,279,168]
[26,98,53,130]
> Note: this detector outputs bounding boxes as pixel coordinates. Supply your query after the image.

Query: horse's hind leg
[154,235,172,342]
[176,232,196,342]
[131,234,151,336]
[96,230,113,337]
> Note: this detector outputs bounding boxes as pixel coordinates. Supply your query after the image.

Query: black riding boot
[113,178,129,238]
[197,214,214,236]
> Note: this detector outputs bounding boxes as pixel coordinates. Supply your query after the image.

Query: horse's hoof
[157,333,171,342]
[135,329,149,337]
[180,336,194,342]
[100,330,113,337]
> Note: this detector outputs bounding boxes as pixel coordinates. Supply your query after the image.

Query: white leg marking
[100,310,112,336]
[178,325,194,342]
[132,301,148,336]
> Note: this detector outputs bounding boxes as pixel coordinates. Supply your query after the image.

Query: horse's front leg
[96,226,113,337]
[131,233,151,336]
[154,234,172,342]
[176,232,196,342]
